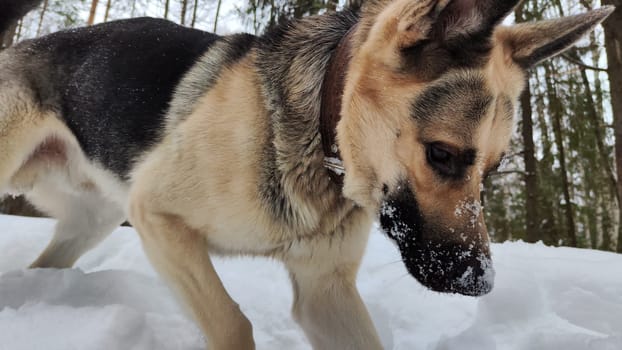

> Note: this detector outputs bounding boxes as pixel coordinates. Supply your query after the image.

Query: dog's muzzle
[379,182,494,296]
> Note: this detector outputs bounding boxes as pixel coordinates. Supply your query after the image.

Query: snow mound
[0,215,620,349]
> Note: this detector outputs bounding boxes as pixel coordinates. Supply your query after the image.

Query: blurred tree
[180,0,188,25]
[515,3,540,244]
[214,0,222,31]
[601,1,622,252]
[36,0,49,36]
[191,0,199,27]
[346,0,364,11]
[104,0,112,22]
[88,0,99,25]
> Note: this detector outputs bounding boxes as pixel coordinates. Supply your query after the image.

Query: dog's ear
[387,0,521,49]
[363,0,520,80]
[432,0,521,42]
[496,6,615,69]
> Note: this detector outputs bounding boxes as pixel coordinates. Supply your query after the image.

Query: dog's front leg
[129,198,254,350]
[287,261,382,350]
[285,234,382,350]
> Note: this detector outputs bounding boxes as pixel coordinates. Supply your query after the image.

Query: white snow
[0,214,621,350]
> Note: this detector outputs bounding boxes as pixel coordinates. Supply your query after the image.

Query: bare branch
[489,170,527,177]
[561,54,608,73]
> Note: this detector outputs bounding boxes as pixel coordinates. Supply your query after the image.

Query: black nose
[402,241,495,296]
[379,182,494,297]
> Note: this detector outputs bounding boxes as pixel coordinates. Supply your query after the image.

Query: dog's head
[337,0,614,296]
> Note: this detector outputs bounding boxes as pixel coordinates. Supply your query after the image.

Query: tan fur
[131,54,280,255]
[27,55,273,340]
[126,2,613,349]
[0,93,128,268]
[129,53,381,349]
[0,87,57,192]
[362,0,443,68]
[337,4,533,252]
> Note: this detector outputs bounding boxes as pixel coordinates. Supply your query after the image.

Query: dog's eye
[426,143,476,179]
[430,144,452,162]
[426,142,458,177]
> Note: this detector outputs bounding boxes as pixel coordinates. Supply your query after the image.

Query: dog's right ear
[495,6,615,69]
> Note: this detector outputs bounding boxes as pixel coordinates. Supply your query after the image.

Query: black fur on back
[14,18,220,178]
[0,0,42,34]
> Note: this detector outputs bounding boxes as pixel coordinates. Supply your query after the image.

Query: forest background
[1,0,621,254]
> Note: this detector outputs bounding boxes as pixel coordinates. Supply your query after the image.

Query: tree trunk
[326,0,338,12]
[588,205,598,249]
[346,0,364,11]
[213,0,222,32]
[180,0,188,25]
[164,0,170,20]
[520,82,540,243]
[269,0,276,29]
[532,69,559,246]
[602,1,622,253]
[571,50,619,201]
[601,198,614,250]
[515,3,540,244]
[545,64,578,247]
[566,47,618,249]
[191,0,198,28]
[251,0,259,35]
[104,0,112,22]
[15,19,23,42]
[88,0,99,25]
[36,0,49,37]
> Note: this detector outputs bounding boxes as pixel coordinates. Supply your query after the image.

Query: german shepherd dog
[0,0,613,348]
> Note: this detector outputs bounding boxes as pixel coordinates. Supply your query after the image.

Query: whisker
[385,273,411,288]
[377,260,402,268]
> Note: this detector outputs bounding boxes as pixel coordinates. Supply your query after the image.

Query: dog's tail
[0,0,43,36]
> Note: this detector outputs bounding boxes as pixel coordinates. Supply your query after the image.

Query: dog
[0,0,613,349]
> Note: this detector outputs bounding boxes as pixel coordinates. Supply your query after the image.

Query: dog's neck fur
[320,25,357,186]
[256,11,360,233]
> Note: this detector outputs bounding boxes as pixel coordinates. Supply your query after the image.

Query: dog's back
[4,18,219,178]
[0,17,220,267]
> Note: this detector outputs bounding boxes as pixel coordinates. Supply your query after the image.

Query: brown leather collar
[320,25,357,186]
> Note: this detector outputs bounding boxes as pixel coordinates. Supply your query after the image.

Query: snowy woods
[1,0,621,254]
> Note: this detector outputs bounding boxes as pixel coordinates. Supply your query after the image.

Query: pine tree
[601,1,622,253]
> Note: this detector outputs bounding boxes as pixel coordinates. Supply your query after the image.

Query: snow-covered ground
[0,214,620,350]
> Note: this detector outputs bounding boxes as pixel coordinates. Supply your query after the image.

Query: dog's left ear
[372,0,519,50]
[496,6,615,69]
